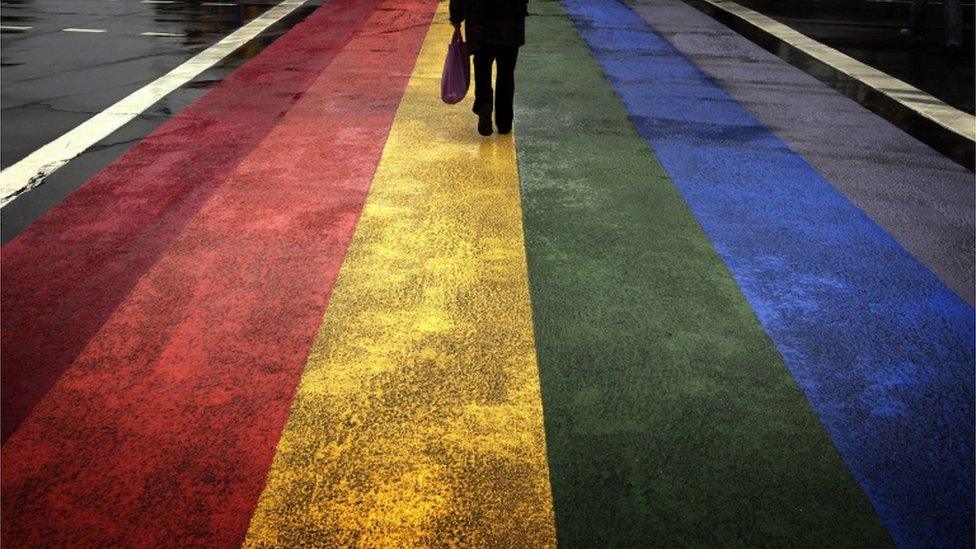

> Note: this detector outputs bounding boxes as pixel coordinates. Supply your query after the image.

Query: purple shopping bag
[441,28,469,104]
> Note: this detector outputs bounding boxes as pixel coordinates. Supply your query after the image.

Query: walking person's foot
[478,106,493,136]
[899,28,921,48]
[497,119,512,135]
[946,43,962,67]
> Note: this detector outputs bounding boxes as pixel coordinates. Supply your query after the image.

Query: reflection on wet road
[0,0,322,241]
[2,0,276,168]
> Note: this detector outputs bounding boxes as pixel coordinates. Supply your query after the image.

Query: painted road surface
[0,0,326,241]
[1,0,973,546]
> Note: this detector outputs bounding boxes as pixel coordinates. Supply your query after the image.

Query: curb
[680,0,976,171]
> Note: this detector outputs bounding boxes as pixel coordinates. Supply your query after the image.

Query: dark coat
[449,0,528,53]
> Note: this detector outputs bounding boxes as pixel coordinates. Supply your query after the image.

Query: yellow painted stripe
[242,4,557,547]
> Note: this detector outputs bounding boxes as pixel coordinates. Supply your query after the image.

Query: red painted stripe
[0,0,384,444]
[0,1,436,546]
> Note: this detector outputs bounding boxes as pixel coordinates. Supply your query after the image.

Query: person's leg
[943,0,962,66]
[907,0,927,39]
[494,46,519,134]
[943,0,961,45]
[472,46,496,135]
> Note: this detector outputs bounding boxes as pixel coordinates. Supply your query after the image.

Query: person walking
[449,0,528,136]
[900,0,962,65]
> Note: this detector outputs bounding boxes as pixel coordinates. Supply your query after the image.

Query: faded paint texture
[244,5,557,547]
[0,1,435,546]
[562,0,974,545]
[514,0,890,546]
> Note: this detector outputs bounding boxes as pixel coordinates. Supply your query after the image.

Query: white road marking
[0,25,33,31]
[0,0,311,207]
[142,0,177,3]
[141,31,185,37]
[700,0,976,143]
[62,28,108,33]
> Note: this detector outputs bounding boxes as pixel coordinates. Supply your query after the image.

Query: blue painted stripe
[562,0,975,545]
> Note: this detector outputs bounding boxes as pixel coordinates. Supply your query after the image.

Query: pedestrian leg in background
[903,0,927,46]
[473,47,496,136]
[942,0,962,45]
[943,0,962,64]
[494,46,519,135]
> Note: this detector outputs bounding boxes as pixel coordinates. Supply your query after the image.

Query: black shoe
[947,43,961,67]
[478,107,493,136]
[899,28,921,49]
[497,121,512,135]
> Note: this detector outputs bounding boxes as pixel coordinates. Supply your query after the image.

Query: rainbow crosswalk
[1,0,972,547]
[244,17,555,544]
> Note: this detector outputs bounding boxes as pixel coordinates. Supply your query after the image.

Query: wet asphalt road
[735,0,975,114]
[0,0,323,243]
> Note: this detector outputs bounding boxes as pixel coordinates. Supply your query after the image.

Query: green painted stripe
[513,2,889,546]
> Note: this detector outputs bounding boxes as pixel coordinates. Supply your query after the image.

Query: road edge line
[0,0,311,207]
[679,0,976,170]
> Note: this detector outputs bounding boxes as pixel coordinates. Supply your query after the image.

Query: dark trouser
[909,0,961,46]
[472,44,519,130]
